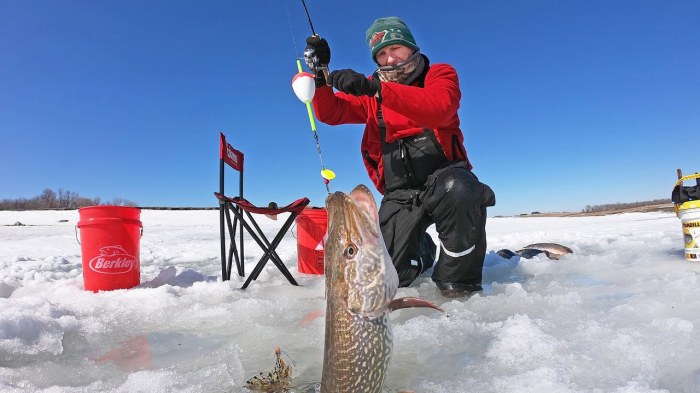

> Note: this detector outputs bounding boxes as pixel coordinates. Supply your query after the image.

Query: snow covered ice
[1,209,700,392]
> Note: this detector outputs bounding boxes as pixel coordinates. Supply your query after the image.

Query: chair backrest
[215,131,310,286]
[219,132,245,199]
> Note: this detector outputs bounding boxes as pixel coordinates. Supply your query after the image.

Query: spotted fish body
[322,185,440,393]
[519,243,573,260]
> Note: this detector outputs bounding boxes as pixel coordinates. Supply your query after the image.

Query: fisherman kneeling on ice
[305,17,495,298]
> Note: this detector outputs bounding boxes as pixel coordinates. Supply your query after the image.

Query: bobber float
[291,59,335,190]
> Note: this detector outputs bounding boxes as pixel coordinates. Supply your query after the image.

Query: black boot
[435,281,483,298]
[418,232,437,273]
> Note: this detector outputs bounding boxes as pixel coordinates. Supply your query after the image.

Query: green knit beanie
[366,17,419,62]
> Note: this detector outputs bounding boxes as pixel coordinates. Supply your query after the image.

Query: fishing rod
[301,0,317,35]
[300,0,330,85]
[288,0,335,193]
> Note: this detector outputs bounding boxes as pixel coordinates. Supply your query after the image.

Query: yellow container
[674,172,700,261]
[678,200,700,261]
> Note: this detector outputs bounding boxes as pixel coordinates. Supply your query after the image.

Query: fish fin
[388,297,444,313]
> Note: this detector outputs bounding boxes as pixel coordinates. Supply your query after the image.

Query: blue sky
[1,0,698,216]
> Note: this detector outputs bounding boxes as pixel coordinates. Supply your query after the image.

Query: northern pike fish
[322,185,442,393]
[497,242,573,260]
[518,242,573,260]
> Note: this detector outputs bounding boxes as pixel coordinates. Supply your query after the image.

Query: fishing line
[283,0,300,58]
[285,0,335,194]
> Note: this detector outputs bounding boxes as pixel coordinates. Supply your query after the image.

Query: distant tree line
[0,188,138,210]
[582,198,671,213]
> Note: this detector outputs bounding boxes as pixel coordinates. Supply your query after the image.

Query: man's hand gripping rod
[303,35,331,86]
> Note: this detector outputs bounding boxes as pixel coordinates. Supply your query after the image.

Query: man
[306,17,495,298]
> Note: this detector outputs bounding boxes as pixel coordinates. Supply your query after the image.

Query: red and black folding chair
[215,132,310,289]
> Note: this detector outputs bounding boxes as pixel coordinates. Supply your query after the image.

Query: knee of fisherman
[306,17,495,298]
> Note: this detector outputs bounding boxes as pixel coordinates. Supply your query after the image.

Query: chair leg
[248,213,299,285]
[224,205,244,278]
[237,206,244,277]
[243,249,298,289]
[245,246,298,288]
[238,212,299,289]
[219,202,227,280]
[225,203,302,289]
[241,253,271,289]
[244,211,298,285]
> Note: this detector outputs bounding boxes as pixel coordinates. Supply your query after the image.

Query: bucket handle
[674,172,700,187]
[674,173,700,215]
[75,225,144,245]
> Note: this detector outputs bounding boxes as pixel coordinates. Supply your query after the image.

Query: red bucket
[77,206,142,292]
[295,207,327,275]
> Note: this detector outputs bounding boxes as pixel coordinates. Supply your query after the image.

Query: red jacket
[312,63,472,194]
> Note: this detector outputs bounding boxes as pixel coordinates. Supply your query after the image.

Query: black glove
[305,35,330,67]
[329,69,381,97]
[304,36,331,88]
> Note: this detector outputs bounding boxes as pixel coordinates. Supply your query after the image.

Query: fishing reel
[303,46,331,86]
[303,46,320,72]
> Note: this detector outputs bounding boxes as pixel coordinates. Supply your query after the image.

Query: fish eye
[343,243,358,259]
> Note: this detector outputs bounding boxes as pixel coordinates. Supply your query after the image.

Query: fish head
[325,185,398,317]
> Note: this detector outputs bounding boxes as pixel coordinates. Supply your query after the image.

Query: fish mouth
[325,185,379,241]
